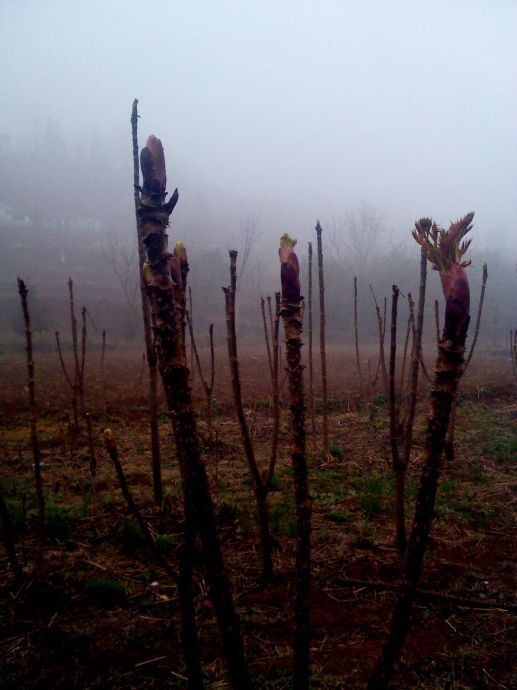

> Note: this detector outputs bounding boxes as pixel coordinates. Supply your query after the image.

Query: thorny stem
[354,276,364,392]
[315,222,329,451]
[388,285,405,561]
[131,99,162,505]
[186,311,215,440]
[68,277,81,410]
[370,285,388,399]
[100,329,107,423]
[307,242,316,452]
[55,326,79,432]
[369,213,474,689]
[223,253,274,582]
[80,306,87,410]
[18,279,45,552]
[261,296,274,380]
[397,250,427,556]
[263,294,281,487]
[139,136,250,688]
[279,238,311,690]
[396,298,413,421]
[266,292,281,486]
[462,262,488,375]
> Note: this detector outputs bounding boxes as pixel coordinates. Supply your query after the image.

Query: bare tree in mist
[103,229,139,334]
[327,202,403,272]
[230,213,261,289]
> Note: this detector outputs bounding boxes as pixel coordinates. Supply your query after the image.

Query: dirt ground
[0,347,515,689]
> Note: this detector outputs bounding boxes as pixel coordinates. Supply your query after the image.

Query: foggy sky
[1,0,517,248]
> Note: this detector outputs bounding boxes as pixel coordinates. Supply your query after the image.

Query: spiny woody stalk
[54,278,85,432]
[354,276,364,394]
[223,251,274,582]
[131,99,163,505]
[395,295,413,421]
[138,135,251,689]
[100,329,107,423]
[279,234,312,690]
[68,277,81,413]
[266,293,281,486]
[368,212,475,689]
[261,297,274,379]
[387,285,405,561]
[18,279,45,550]
[307,243,316,450]
[315,222,329,451]
[260,294,281,486]
[396,248,427,556]
[466,265,486,327]
[370,286,389,400]
[187,312,215,441]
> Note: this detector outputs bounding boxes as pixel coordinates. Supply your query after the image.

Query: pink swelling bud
[279,234,300,302]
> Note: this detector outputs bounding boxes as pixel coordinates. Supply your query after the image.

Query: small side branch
[315,222,329,452]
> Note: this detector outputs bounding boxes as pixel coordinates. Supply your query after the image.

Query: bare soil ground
[0,349,515,689]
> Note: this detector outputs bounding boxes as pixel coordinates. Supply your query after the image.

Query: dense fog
[1,0,515,347]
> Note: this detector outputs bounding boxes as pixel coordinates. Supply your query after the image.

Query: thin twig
[354,276,364,393]
[308,242,316,451]
[315,221,329,451]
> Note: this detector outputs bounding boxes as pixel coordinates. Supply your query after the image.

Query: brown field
[1,348,515,689]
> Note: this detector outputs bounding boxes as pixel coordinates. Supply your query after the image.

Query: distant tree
[327,202,402,271]
[103,229,139,336]
[230,213,261,289]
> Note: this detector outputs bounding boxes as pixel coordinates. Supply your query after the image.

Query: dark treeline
[2,216,511,354]
[0,126,514,350]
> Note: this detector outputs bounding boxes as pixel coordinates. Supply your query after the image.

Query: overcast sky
[1,0,516,247]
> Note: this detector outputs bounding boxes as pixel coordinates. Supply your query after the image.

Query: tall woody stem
[264,294,281,486]
[223,251,274,582]
[186,311,215,441]
[131,99,162,505]
[307,242,316,451]
[354,276,364,393]
[139,135,251,689]
[368,212,474,689]
[370,286,389,399]
[396,250,427,555]
[18,279,45,551]
[315,222,329,451]
[387,285,405,561]
[396,295,413,421]
[279,235,312,690]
